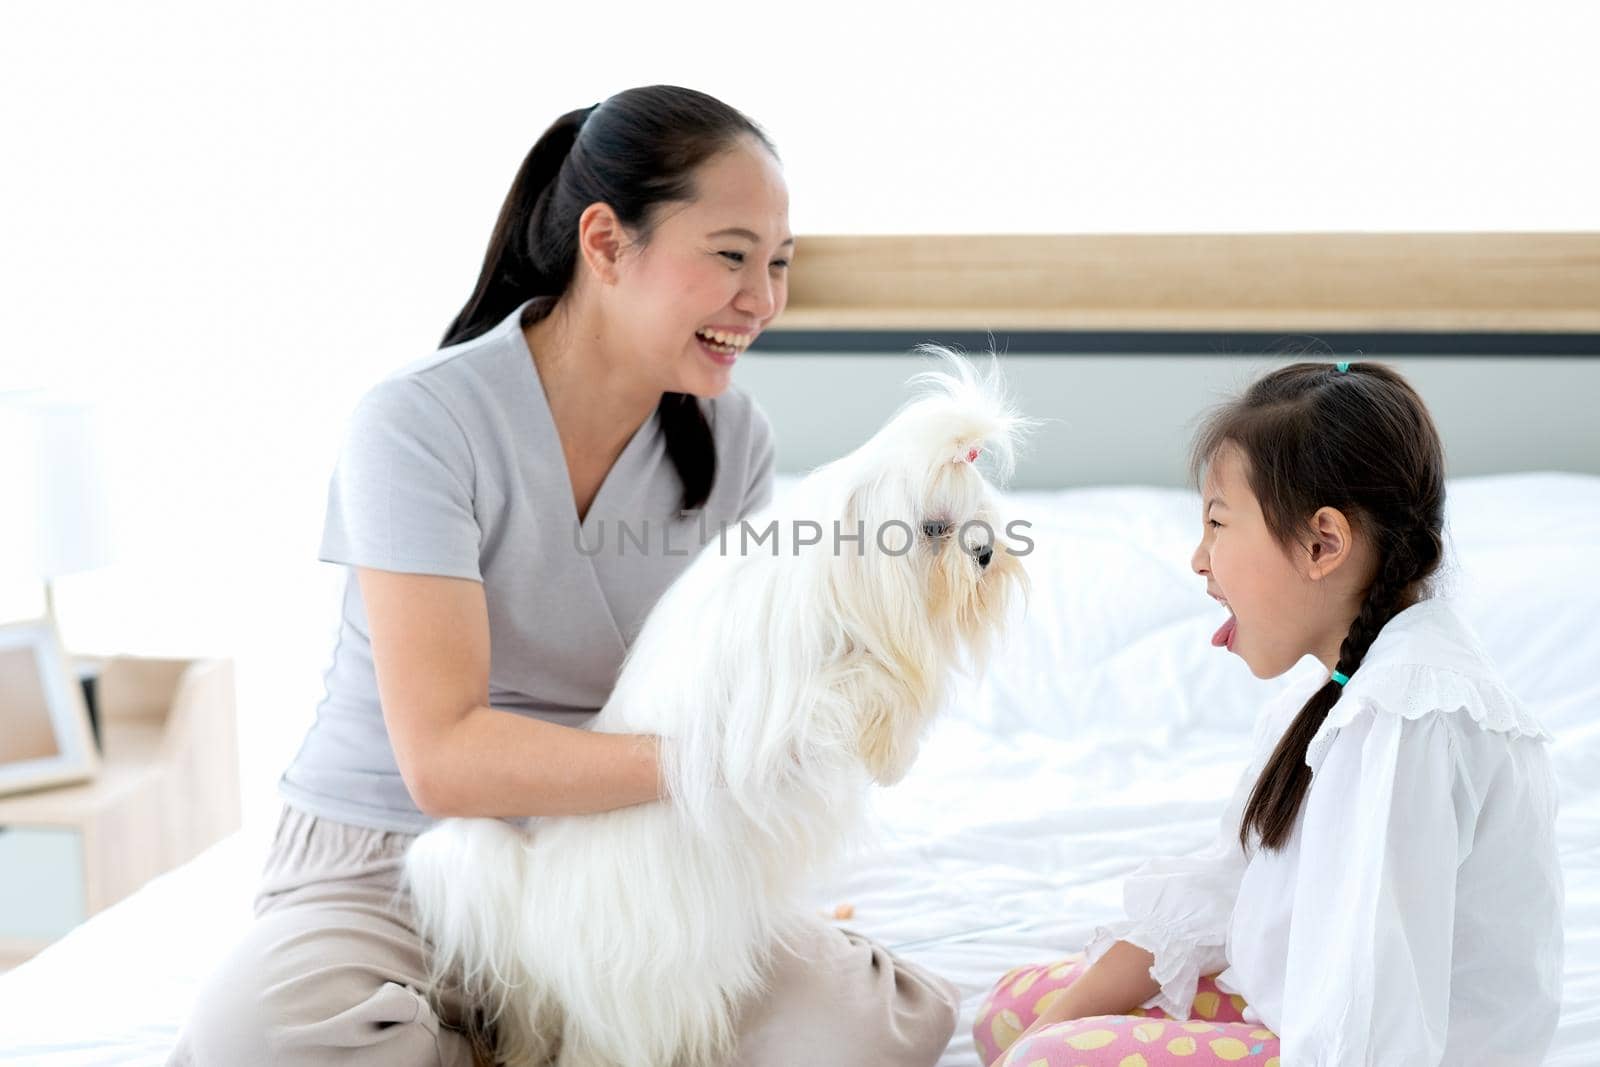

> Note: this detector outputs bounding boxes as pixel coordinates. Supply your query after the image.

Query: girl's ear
[1303,506,1355,580]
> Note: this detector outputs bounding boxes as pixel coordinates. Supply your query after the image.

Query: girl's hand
[1013,1000,1072,1044]
[1013,941,1161,1045]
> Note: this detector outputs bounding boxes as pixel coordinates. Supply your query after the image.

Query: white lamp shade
[0,394,113,581]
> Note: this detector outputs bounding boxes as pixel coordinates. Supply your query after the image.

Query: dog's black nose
[975,545,993,569]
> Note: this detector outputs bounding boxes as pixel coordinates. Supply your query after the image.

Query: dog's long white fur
[404,350,1029,1067]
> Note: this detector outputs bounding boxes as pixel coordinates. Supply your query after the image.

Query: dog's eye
[921,519,952,539]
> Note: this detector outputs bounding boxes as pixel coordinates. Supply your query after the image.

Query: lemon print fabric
[975,958,1280,1067]
[989,1007,1025,1052]
[995,1020,1280,1066]
[1063,1028,1118,1050]
[988,1016,1280,1066]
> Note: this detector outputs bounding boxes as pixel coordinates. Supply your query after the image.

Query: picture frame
[0,616,99,797]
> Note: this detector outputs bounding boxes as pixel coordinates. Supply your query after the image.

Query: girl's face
[1191,444,1359,678]
[609,137,792,399]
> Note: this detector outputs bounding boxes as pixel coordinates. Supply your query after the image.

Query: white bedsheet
[3,473,1597,1065]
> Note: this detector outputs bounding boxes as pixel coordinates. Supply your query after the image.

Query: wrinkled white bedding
[3,473,1596,1065]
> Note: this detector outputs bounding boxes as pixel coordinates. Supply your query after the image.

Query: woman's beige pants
[169,805,958,1066]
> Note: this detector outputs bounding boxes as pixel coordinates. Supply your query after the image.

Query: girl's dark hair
[442,86,778,512]
[1191,361,1446,852]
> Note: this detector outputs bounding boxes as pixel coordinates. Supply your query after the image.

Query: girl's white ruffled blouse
[1086,597,1564,1066]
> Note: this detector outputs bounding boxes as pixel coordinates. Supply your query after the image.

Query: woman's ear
[576,202,627,284]
[1303,506,1354,581]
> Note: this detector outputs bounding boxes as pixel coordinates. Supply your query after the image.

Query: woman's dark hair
[442,85,778,512]
[1191,361,1446,852]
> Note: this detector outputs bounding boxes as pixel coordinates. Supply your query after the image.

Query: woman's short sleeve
[318,377,483,580]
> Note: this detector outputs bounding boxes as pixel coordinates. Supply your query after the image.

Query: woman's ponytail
[441,104,596,348]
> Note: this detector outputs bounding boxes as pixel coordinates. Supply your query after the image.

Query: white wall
[2,1,1596,830]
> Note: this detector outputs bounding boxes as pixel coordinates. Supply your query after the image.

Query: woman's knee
[734,924,960,1066]
[824,933,961,1066]
[170,906,471,1066]
[892,967,961,1063]
[172,910,303,1061]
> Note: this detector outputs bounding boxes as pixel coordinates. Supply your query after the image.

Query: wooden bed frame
[745,234,1600,488]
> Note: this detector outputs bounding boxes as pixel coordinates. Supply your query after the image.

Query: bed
[2,470,1597,1065]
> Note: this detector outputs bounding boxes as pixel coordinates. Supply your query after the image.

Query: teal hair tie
[1331,669,1350,686]
[1335,361,1351,373]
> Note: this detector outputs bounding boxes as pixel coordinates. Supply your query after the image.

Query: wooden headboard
[742,234,1600,488]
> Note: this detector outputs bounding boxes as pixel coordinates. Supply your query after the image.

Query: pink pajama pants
[974,954,1280,1066]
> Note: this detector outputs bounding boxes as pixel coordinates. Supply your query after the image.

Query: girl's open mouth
[1211,613,1237,650]
[1208,592,1235,650]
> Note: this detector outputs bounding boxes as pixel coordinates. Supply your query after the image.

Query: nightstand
[0,655,238,970]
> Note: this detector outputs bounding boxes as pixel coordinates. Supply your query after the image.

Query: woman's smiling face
[1191,443,1338,679]
[609,136,792,399]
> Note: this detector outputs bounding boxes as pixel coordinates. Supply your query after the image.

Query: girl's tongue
[1211,614,1237,649]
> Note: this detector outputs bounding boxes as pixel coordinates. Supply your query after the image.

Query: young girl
[976,361,1563,1065]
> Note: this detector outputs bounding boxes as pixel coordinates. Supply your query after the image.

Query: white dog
[404,351,1029,1067]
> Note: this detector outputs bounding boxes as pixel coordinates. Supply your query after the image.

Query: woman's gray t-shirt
[279,300,775,832]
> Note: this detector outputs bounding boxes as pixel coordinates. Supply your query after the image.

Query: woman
[172,85,960,1066]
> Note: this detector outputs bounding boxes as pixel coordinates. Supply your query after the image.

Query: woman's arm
[360,566,662,818]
